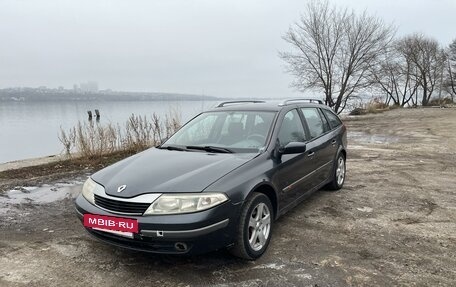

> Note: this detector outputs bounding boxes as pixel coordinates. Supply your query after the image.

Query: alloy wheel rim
[336,157,345,186]
[248,202,271,251]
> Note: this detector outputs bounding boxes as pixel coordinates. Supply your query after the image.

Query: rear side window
[322,109,342,129]
[317,109,331,132]
[301,108,326,139]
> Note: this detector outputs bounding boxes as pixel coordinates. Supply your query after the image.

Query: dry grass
[428,97,455,106]
[365,98,390,113]
[349,97,395,115]
[58,110,181,159]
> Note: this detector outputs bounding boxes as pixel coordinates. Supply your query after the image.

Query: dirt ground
[0,108,455,286]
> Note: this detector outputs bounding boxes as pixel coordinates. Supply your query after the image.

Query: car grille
[94,194,151,214]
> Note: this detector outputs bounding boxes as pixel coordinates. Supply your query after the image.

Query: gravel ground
[0,108,455,286]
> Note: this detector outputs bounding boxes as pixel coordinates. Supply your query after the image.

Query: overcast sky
[0,0,455,98]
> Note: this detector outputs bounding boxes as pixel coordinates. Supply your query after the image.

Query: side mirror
[279,142,307,155]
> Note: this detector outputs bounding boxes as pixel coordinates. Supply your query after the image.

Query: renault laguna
[75,99,347,259]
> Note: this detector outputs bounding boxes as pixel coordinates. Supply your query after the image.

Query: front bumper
[75,194,242,255]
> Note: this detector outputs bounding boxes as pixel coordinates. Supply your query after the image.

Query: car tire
[327,153,346,190]
[229,192,273,260]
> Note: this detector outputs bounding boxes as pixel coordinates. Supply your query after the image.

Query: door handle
[331,139,337,146]
[307,151,315,157]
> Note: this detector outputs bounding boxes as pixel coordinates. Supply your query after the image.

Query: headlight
[144,193,228,215]
[81,177,104,205]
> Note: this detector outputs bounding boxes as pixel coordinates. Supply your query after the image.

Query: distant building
[74,81,99,93]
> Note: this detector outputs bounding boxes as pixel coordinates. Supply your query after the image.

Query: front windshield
[163,111,276,153]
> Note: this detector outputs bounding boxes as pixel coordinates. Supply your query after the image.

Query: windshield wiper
[186,145,233,153]
[158,145,187,151]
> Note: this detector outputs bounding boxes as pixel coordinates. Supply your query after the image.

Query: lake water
[0,100,219,163]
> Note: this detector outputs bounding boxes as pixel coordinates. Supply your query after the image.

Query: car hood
[91,148,257,198]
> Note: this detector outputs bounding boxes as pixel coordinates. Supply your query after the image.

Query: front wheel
[327,153,346,190]
[229,192,273,260]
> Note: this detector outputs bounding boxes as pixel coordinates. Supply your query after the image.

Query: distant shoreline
[1,98,222,102]
[0,91,221,102]
[0,87,298,102]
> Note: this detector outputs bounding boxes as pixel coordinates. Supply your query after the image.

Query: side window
[277,109,306,146]
[301,108,326,139]
[318,109,331,132]
[322,108,342,129]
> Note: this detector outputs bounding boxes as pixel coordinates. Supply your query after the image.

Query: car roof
[207,100,329,113]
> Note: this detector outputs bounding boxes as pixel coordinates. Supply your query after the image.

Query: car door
[300,107,337,186]
[272,109,315,209]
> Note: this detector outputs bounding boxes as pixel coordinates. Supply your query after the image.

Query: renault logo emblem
[117,185,127,193]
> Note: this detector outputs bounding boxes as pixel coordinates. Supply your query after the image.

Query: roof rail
[279,98,324,106]
[216,100,266,107]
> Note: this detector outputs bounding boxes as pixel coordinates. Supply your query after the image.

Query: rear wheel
[229,192,273,260]
[327,153,346,190]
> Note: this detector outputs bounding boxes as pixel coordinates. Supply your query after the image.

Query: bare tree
[445,39,456,101]
[398,34,446,106]
[280,1,395,113]
[370,42,419,107]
